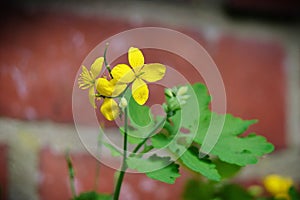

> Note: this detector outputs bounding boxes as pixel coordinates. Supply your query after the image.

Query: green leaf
[121,89,161,144]
[74,191,111,200]
[214,158,242,179]
[151,133,172,148]
[195,113,257,144]
[182,179,215,200]
[126,155,180,184]
[217,184,253,200]
[180,147,221,181]
[181,84,274,166]
[160,83,274,179]
[194,113,274,166]
[146,163,180,184]
[128,93,152,127]
[211,132,274,166]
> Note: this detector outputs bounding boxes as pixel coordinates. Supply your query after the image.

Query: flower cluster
[164,86,190,118]
[78,47,166,121]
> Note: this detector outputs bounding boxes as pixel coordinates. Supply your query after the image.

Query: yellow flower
[78,57,104,108]
[100,98,120,121]
[93,47,166,121]
[263,174,293,200]
[95,77,127,121]
[96,78,127,98]
[109,47,166,105]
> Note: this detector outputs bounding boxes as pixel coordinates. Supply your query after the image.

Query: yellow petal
[90,57,104,79]
[88,86,96,108]
[100,98,120,121]
[139,63,166,82]
[110,79,127,97]
[128,47,144,69]
[96,78,114,97]
[132,78,149,105]
[111,64,135,83]
[78,65,93,89]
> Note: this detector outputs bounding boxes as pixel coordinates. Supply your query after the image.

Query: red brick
[211,35,286,148]
[0,144,8,200]
[39,148,189,200]
[0,10,132,123]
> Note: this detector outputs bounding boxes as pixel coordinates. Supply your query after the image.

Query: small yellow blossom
[96,78,127,98]
[95,77,127,121]
[100,98,120,121]
[78,57,104,108]
[84,47,166,121]
[108,47,166,105]
[263,174,293,200]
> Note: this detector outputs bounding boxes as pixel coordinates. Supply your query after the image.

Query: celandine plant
[70,45,275,200]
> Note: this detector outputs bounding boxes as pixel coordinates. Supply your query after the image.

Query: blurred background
[0,0,299,199]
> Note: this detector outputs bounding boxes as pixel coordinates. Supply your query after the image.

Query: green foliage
[74,191,111,200]
[218,184,253,200]
[118,83,274,183]
[289,186,300,200]
[182,178,254,200]
[151,133,170,148]
[213,159,241,179]
[186,84,274,167]
[128,94,152,127]
[126,155,180,184]
[180,147,221,181]
[194,113,274,166]
[121,91,166,144]
[109,83,274,183]
[168,83,274,180]
[182,179,215,200]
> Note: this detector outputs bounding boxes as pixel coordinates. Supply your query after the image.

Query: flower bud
[164,88,174,98]
[176,86,188,96]
[168,98,181,112]
[179,95,190,101]
[119,97,128,109]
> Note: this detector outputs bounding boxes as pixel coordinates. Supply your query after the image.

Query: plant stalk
[65,151,77,199]
[113,107,128,200]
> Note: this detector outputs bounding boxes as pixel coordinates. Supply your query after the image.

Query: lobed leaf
[126,155,180,184]
[180,147,221,181]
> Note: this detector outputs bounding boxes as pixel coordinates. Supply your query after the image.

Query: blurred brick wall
[0,145,7,200]
[0,5,290,200]
[40,148,189,200]
[0,9,286,147]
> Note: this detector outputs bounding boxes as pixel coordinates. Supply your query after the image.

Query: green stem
[103,43,113,79]
[113,107,128,200]
[132,117,166,154]
[65,151,76,199]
